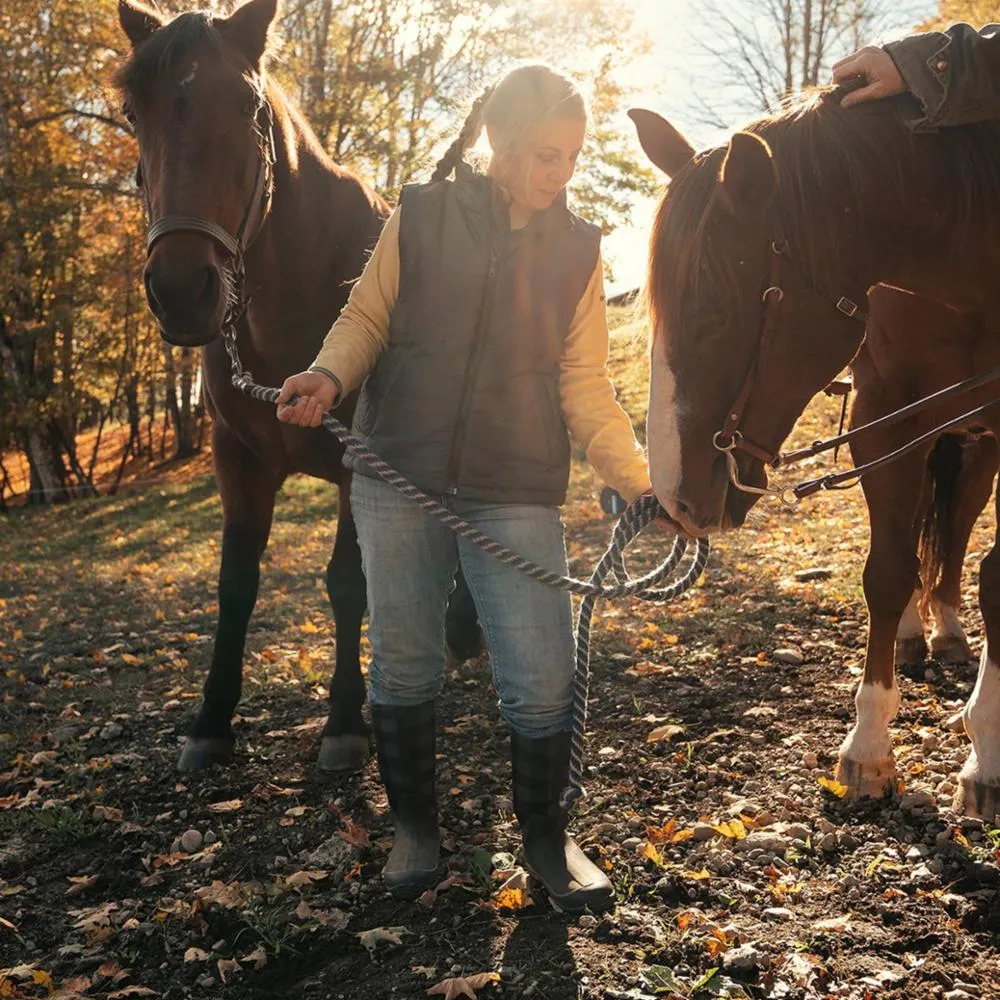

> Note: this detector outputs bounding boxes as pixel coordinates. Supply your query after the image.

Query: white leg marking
[840,680,900,765]
[896,590,924,640]
[960,649,1000,786]
[647,333,683,509]
[931,599,965,640]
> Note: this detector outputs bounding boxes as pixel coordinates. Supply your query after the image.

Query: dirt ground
[2,332,1000,999]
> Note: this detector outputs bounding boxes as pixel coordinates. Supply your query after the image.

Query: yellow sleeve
[559,256,652,503]
[311,206,401,396]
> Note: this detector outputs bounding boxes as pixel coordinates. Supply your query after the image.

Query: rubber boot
[371,701,440,899]
[511,729,614,912]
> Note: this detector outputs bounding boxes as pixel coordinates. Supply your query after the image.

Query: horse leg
[929,435,997,663]
[445,566,485,663]
[837,448,927,798]
[954,480,1000,822]
[318,477,371,772]
[178,425,279,771]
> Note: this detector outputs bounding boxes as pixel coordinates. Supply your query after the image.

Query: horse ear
[118,0,162,48]
[219,0,279,68]
[717,132,776,215]
[627,108,695,178]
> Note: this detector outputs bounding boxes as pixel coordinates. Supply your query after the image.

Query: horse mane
[648,86,1000,347]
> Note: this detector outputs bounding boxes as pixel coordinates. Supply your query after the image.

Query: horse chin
[157,321,220,349]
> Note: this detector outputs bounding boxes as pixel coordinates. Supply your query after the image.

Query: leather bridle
[711,237,1000,504]
[136,88,277,339]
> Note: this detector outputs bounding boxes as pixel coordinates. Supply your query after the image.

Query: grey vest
[347,162,601,505]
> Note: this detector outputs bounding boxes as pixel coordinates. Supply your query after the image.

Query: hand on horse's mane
[830,46,907,108]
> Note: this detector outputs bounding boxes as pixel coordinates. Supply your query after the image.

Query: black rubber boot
[511,729,614,913]
[371,701,440,900]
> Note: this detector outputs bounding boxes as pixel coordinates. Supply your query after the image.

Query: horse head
[630,106,868,535]
[115,0,279,347]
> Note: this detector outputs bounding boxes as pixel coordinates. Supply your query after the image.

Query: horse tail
[918,434,964,613]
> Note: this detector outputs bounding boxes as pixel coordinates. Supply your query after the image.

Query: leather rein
[714,238,1000,505]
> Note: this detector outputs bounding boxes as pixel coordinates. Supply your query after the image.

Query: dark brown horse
[114,0,481,773]
[629,91,1000,821]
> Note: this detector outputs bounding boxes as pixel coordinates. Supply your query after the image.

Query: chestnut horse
[114,0,480,773]
[630,91,1000,821]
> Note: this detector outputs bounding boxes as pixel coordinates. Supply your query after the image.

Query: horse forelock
[646,146,742,357]
[113,9,279,100]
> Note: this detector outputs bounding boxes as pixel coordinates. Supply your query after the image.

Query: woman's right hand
[276,371,339,427]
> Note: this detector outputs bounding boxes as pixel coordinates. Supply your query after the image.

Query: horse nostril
[197,265,220,311]
[144,269,166,320]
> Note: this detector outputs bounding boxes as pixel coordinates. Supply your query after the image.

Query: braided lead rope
[228,359,710,805]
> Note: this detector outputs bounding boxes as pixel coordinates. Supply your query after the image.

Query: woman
[276,64,653,912]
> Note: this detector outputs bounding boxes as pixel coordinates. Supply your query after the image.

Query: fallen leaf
[240,946,267,970]
[646,724,686,743]
[682,868,712,881]
[183,948,209,963]
[357,925,409,955]
[216,959,241,984]
[426,971,500,999]
[107,986,158,998]
[0,916,18,934]
[206,799,243,814]
[641,841,664,866]
[285,870,328,889]
[295,900,312,920]
[818,776,848,798]
[66,875,99,896]
[412,965,438,981]
[813,914,852,933]
[337,818,369,848]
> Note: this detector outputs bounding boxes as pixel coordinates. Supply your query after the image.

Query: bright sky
[602,0,937,295]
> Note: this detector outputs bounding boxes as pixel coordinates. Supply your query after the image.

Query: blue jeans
[351,473,575,737]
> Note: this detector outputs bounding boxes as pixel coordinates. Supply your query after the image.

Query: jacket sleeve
[559,257,652,503]
[310,207,401,399]
[884,22,1000,130]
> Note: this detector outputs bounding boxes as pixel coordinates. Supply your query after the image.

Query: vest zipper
[444,244,502,494]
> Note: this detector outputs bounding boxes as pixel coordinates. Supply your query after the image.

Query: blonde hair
[431,64,587,182]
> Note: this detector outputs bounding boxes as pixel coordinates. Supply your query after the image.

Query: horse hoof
[894,635,928,667]
[836,755,896,799]
[930,633,975,664]
[317,734,371,773]
[954,769,1000,823]
[177,737,234,772]
[944,710,967,734]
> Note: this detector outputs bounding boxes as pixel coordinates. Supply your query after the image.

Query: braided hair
[431,65,587,183]
[431,85,495,182]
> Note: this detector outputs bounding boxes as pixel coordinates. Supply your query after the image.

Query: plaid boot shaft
[511,729,572,822]
[372,701,437,812]
[511,729,614,913]
[371,701,440,899]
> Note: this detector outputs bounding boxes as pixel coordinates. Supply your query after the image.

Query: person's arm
[833,23,1000,130]
[559,258,652,504]
[276,207,400,426]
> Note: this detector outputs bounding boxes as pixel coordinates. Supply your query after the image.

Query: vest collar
[453,159,574,236]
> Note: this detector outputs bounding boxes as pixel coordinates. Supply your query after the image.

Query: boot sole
[384,867,442,901]
[525,864,615,914]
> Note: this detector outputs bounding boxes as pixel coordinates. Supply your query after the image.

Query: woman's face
[491,115,587,213]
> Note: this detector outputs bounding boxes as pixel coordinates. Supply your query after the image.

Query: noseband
[138,92,277,334]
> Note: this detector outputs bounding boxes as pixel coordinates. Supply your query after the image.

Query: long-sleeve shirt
[885,22,1000,130]
[311,206,652,502]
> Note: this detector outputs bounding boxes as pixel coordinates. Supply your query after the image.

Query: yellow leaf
[818,776,848,798]
[121,653,141,666]
[641,841,664,866]
[682,869,712,881]
[31,970,53,989]
[300,621,320,634]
